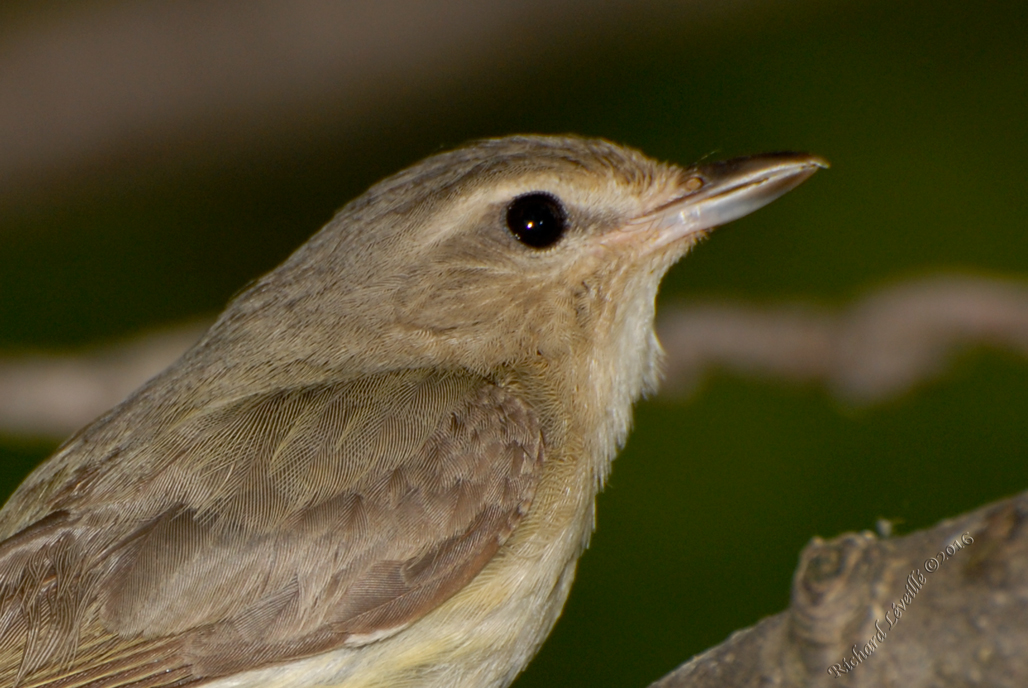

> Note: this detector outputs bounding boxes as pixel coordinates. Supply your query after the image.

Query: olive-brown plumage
[0,136,822,688]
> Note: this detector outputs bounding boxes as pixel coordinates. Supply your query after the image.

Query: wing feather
[0,369,542,687]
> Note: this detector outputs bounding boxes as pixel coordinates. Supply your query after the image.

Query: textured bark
[649,490,1028,688]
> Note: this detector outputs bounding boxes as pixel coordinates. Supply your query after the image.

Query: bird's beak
[618,152,827,252]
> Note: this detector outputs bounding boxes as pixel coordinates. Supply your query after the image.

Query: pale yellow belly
[206,461,596,688]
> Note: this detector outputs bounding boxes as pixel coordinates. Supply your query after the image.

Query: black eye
[505,192,567,249]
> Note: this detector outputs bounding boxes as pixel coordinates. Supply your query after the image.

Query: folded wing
[0,369,543,687]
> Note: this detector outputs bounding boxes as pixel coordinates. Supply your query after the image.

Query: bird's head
[206,136,823,420]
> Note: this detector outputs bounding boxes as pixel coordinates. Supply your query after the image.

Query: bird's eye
[505,192,567,249]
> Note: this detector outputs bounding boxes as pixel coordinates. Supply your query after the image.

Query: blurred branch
[648,489,1028,687]
[3,274,1027,438]
[0,322,207,438]
[658,274,1028,403]
[0,0,751,208]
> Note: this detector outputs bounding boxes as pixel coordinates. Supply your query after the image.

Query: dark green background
[2,1,1027,686]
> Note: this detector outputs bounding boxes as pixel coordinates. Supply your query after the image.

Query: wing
[0,369,543,687]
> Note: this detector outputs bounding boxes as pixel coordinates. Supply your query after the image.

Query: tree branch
[649,489,1028,687]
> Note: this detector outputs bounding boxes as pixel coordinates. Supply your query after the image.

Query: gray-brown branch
[648,489,1028,688]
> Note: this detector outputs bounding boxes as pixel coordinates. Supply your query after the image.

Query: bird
[0,135,823,688]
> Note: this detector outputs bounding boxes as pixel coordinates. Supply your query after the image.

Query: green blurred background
[2,1,1027,686]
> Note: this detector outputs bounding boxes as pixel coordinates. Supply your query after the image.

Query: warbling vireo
[0,136,823,688]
